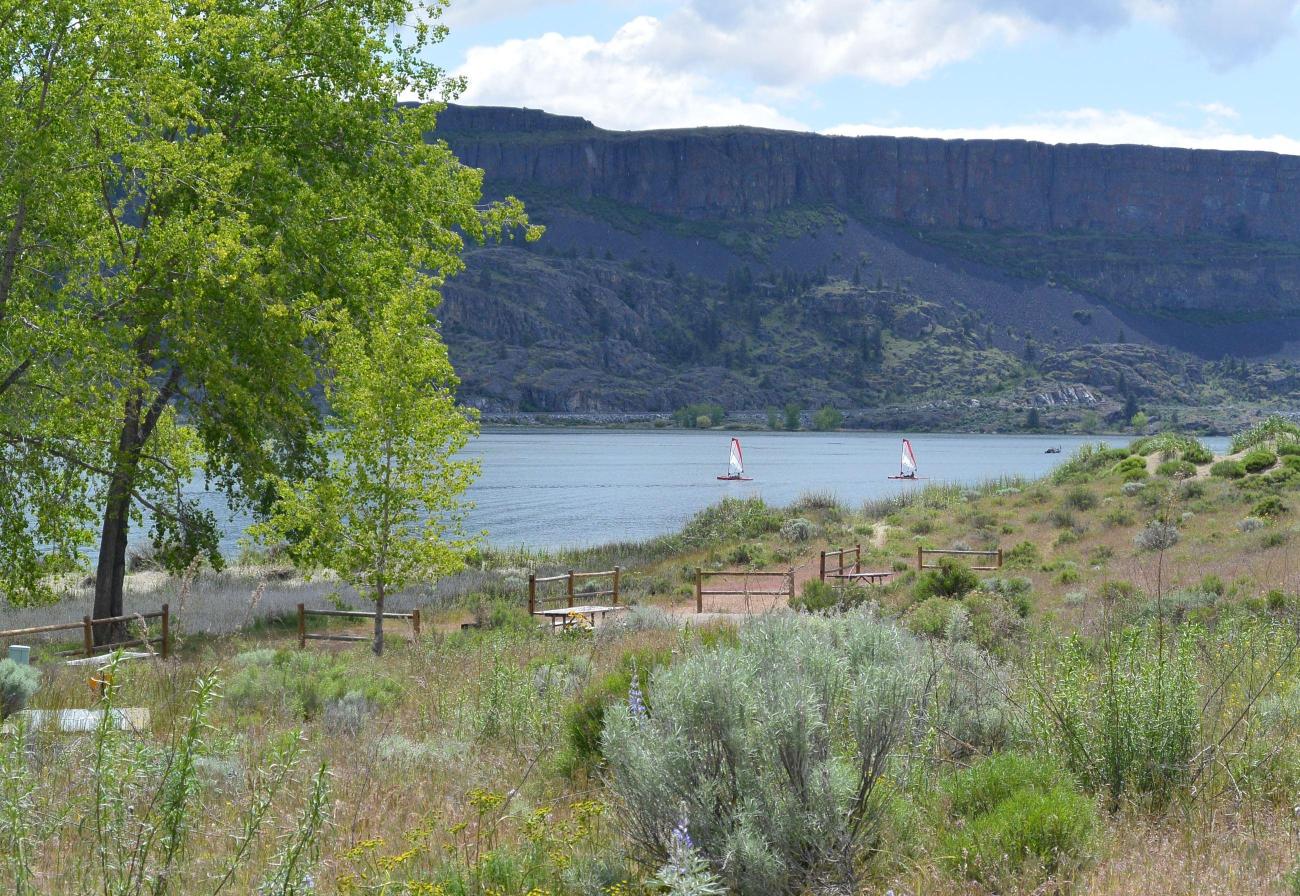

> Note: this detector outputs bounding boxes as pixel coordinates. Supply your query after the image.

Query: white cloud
[441,0,575,28]
[1144,0,1300,67]
[455,18,806,131]
[824,107,1300,154]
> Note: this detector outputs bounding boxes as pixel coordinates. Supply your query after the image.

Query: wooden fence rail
[820,544,862,581]
[297,604,421,647]
[528,568,621,615]
[916,547,1003,571]
[694,568,795,613]
[0,605,170,660]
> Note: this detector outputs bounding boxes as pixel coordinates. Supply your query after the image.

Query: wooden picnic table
[537,605,628,629]
[828,570,893,585]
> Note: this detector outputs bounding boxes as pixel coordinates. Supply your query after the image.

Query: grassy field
[6,420,1300,894]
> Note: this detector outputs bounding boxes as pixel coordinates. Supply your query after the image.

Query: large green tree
[0,0,534,635]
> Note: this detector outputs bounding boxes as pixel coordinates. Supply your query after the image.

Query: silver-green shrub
[0,660,39,718]
[601,610,921,896]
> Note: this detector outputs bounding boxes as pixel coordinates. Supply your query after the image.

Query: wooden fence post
[612,566,621,605]
[916,545,924,570]
[695,567,703,614]
[819,550,826,583]
[412,608,421,639]
[297,603,306,649]
[855,543,862,574]
[160,604,170,660]
[82,616,93,658]
[567,570,575,608]
[788,569,795,604]
[528,574,536,615]
[997,548,1004,568]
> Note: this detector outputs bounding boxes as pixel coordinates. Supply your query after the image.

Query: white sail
[728,438,744,475]
[900,439,917,473]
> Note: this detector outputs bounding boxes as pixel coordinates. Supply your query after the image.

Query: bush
[1230,414,1300,454]
[1238,517,1266,533]
[1156,459,1197,479]
[1134,520,1179,552]
[0,659,39,718]
[1030,626,1198,804]
[779,517,815,543]
[1252,495,1289,518]
[1211,459,1246,479]
[672,402,725,429]
[1063,487,1098,511]
[1052,444,1130,484]
[1242,448,1278,473]
[906,597,961,638]
[1182,443,1215,465]
[226,650,400,719]
[791,579,870,614]
[943,752,1066,819]
[915,557,980,601]
[811,406,844,431]
[1200,574,1226,597]
[1111,455,1148,482]
[1003,541,1040,571]
[1279,442,1300,457]
[678,498,781,547]
[602,611,920,896]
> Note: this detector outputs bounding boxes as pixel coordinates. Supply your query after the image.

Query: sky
[428,0,1300,154]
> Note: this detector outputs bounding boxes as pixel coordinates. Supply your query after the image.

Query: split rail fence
[694,568,794,614]
[528,568,621,615]
[916,547,1003,571]
[0,605,171,660]
[296,604,421,647]
[819,544,893,585]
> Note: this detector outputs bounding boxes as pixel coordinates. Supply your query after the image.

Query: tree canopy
[0,0,537,623]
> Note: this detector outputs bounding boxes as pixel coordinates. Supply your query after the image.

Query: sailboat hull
[717,475,753,481]
[887,475,927,481]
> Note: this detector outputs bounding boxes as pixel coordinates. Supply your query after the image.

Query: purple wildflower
[670,813,693,854]
[628,664,647,721]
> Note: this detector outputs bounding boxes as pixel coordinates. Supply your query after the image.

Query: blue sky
[431,0,1300,153]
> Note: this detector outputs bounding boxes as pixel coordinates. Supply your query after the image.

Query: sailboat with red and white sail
[887,438,924,480]
[717,437,752,481]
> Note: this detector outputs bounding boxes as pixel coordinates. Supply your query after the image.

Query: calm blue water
[189,429,1230,553]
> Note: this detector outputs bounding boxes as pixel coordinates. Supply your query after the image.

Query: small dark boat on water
[1045,446,1062,454]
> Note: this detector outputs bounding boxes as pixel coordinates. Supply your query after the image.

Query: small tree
[783,402,802,431]
[255,290,478,655]
[811,406,843,431]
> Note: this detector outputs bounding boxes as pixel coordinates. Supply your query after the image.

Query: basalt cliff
[433,104,1300,430]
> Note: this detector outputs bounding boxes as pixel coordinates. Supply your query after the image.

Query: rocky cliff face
[437,104,1300,242]
[431,104,1300,423]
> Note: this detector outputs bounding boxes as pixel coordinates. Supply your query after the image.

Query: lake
[191,429,1231,554]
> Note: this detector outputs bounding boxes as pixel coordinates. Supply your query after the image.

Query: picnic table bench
[827,570,893,585]
[538,605,629,629]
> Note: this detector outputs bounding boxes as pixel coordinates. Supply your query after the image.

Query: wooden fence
[820,544,862,581]
[694,568,794,614]
[297,604,421,647]
[528,568,621,615]
[0,605,170,660]
[916,547,1003,571]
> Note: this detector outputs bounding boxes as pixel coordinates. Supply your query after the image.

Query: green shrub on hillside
[1051,444,1130,484]
[915,557,980,601]
[1252,496,1289,518]
[678,498,780,547]
[906,597,962,638]
[671,402,726,429]
[1156,460,1197,479]
[1111,455,1148,482]
[941,753,1098,890]
[1242,449,1278,473]
[1063,487,1098,510]
[1279,442,1300,457]
[0,659,39,718]
[1230,415,1300,454]
[1211,459,1246,479]
[1182,443,1215,465]
[1003,540,1041,570]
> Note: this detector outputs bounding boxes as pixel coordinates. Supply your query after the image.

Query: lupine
[628,664,647,721]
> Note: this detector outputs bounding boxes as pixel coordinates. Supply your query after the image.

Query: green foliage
[905,597,962,638]
[1111,455,1149,482]
[1211,459,1246,479]
[791,579,870,613]
[778,517,816,542]
[226,650,400,719]
[782,402,802,431]
[1030,627,1199,804]
[1230,415,1300,454]
[602,611,920,896]
[942,754,1098,890]
[915,557,980,601]
[1252,495,1289,518]
[1051,444,1130,484]
[672,403,726,429]
[676,498,781,548]
[1063,487,1098,511]
[1156,460,1197,478]
[810,406,844,431]
[1279,442,1300,458]
[0,0,537,610]
[0,660,39,718]
[254,286,479,654]
[1242,449,1278,473]
[1181,442,1215,465]
[1003,540,1041,570]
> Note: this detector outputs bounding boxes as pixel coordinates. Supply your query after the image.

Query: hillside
[433,105,1300,429]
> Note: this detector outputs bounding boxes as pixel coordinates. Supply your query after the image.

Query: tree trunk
[92,458,136,645]
[373,584,385,657]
